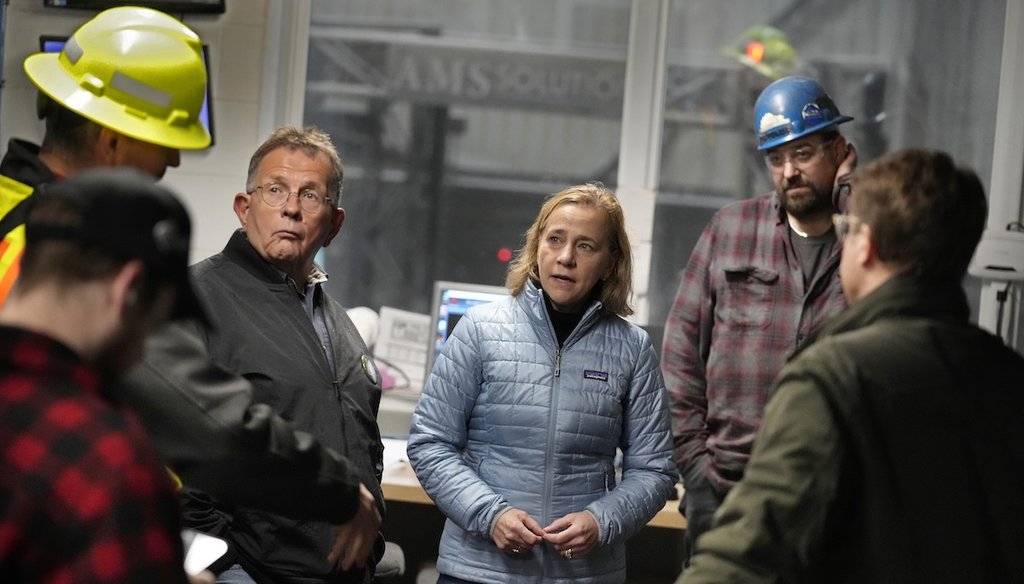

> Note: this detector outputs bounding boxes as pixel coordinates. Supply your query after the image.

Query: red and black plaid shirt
[0,326,186,583]
[661,193,848,493]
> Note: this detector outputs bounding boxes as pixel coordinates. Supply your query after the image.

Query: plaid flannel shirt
[661,192,847,494]
[0,326,186,583]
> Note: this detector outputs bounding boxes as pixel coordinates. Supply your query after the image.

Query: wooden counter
[382,460,687,530]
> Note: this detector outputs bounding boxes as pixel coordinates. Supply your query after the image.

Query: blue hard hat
[753,76,853,150]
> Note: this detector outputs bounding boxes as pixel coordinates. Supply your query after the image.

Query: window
[305,0,631,315]
[305,0,1007,345]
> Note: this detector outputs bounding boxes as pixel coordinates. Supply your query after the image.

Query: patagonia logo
[584,370,609,382]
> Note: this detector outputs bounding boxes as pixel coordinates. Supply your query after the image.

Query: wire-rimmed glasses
[764,139,835,172]
[831,213,861,242]
[251,183,332,214]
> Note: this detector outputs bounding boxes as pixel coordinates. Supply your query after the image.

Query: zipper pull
[555,349,561,377]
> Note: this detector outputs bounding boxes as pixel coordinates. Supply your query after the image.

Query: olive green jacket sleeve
[678,342,853,584]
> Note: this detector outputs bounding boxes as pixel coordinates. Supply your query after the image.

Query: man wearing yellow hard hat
[0,6,210,304]
[0,7,385,581]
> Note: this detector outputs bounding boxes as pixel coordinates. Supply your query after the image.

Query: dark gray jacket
[136,230,384,584]
[121,320,368,523]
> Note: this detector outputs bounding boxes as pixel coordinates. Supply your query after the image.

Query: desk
[382,460,687,530]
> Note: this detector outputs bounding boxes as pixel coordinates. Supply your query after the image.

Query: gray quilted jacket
[408,280,677,583]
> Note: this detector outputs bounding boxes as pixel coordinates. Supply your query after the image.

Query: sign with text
[308,28,739,124]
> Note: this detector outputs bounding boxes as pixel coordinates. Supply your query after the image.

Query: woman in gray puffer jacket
[408,183,678,584]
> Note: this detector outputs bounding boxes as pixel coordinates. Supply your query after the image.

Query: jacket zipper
[542,346,563,576]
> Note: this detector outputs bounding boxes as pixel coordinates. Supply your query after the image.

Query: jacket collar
[519,279,604,345]
[222,230,329,293]
[0,325,105,400]
[817,273,970,340]
[1,139,59,188]
[222,228,296,286]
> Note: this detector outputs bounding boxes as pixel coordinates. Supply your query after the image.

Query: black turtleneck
[544,294,584,347]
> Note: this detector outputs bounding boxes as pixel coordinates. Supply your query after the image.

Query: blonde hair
[505,182,633,317]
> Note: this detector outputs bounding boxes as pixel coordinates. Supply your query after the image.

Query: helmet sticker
[802,103,826,125]
[64,36,84,65]
[759,112,793,145]
[759,112,792,133]
[111,71,173,110]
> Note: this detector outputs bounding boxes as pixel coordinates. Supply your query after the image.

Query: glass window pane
[651,0,1005,336]
[305,0,631,314]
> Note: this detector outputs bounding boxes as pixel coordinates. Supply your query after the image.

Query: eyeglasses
[831,213,862,242]
[250,183,332,214]
[764,139,835,172]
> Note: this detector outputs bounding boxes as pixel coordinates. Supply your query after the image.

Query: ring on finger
[563,547,573,559]
[512,547,521,554]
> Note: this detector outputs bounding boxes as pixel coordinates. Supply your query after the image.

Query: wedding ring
[563,548,573,559]
[512,547,521,554]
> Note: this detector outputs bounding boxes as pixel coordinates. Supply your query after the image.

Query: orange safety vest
[0,174,35,307]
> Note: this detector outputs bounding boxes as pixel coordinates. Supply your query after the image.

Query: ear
[110,260,146,318]
[233,192,252,229]
[322,207,346,248]
[849,222,877,268]
[95,126,121,166]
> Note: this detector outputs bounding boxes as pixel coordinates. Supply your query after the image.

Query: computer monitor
[43,0,225,14]
[425,280,508,380]
[38,35,216,145]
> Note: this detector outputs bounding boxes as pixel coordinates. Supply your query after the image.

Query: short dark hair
[246,126,344,204]
[849,148,987,280]
[37,92,103,160]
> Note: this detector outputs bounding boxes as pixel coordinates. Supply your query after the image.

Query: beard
[777,179,834,219]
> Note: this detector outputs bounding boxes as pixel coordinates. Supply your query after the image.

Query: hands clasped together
[491,507,598,560]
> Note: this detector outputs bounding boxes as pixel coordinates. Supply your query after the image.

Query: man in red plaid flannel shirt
[0,170,207,583]
[661,76,857,561]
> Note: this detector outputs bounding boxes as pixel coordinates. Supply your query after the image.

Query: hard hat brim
[25,52,211,151]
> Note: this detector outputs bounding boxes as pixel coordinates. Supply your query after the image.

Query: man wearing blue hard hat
[661,76,857,563]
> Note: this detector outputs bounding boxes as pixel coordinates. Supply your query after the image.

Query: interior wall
[0,0,276,262]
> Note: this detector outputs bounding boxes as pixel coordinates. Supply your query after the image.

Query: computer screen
[39,35,215,145]
[425,280,508,380]
[43,0,225,14]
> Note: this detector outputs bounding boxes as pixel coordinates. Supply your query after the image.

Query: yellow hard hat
[24,6,211,150]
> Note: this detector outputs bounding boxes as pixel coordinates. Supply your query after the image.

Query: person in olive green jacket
[679,148,1024,584]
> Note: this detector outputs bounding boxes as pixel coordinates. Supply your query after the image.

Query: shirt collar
[285,263,329,298]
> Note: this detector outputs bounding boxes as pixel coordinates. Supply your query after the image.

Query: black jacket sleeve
[117,321,361,524]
